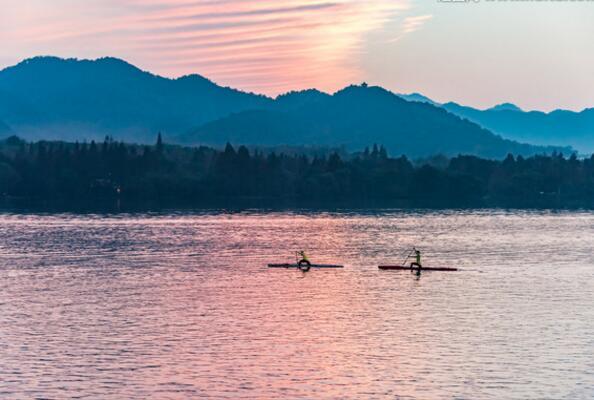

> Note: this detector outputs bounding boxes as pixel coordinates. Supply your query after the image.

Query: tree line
[1,134,594,208]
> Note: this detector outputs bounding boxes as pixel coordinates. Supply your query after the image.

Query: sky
[1,0,594,111]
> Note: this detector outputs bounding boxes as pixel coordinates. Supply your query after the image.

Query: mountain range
[182,85,564,158]
[0,56,269,143]
[0,56,578,158]
[400,93,594,152]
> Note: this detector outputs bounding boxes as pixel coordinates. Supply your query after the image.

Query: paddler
[298,250,310,265]
[410,247,422,269]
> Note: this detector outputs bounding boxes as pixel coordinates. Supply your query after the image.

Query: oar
[401,250,414,267]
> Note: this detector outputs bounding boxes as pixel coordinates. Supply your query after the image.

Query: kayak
[268,263,344,269]
[378,265,458,271]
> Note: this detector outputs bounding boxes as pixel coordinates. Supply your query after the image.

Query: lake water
[0,209,593,399]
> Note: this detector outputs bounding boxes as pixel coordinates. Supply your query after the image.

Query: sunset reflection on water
[0,210,593,399]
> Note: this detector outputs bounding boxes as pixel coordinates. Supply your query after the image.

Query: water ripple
[0,210,593,399]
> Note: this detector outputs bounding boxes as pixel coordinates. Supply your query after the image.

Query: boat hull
[268,263,344,268]
[378,265,458,271]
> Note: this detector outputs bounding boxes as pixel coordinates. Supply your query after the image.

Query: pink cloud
[1,0,409,95]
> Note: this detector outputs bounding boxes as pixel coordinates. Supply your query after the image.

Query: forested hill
[1,136,592,208]
[0,57,570,159]
[0,57,270,143]
[181,85,569,158]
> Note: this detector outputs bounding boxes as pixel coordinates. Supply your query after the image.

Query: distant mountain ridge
[0,56,574,158]
[397,93,438,106]
[182,85,569,158]
[398,92,594,152]
[441,102,594,152]
[487,103,523,112]
[0,56,270,143]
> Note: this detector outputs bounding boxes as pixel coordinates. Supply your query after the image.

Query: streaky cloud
[2,0,409,95]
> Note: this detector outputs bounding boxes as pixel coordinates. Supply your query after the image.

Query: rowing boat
[268,263,344,269]
[378,265,458,271]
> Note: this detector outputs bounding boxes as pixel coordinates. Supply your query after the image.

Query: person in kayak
[298,251,311,266]
[410,248,422,269]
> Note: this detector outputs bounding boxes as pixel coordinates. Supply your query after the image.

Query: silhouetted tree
[156,132,164,153]
[2,137,594,208]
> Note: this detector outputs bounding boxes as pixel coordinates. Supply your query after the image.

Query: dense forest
[1,135,594,209]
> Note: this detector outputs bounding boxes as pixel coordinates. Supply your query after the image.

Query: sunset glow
[2,0,594,110]
[1,0,410,94]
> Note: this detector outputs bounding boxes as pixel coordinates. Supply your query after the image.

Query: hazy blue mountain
[487,103,523,112]
[0,56,271,143]
[441,102,594,152]
[397,92,439,106]
[396,93,594,152]
[0,56,576,157]
[182,85,568,158]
